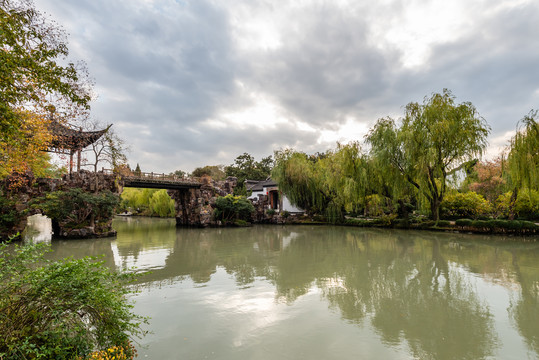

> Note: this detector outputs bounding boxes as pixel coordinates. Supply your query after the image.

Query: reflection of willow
[423,231,539,357]
[113,217,177,270]
[137,225,297,287]
[274,228,498,360]
[509,249,539,356]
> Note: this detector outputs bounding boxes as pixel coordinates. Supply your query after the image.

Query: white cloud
[33,0,539,172]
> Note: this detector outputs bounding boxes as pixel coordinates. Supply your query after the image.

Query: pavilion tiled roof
[47,120,111,153]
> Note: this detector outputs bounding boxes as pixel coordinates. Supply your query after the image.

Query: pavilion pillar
[77,149,81,172]
[69,151,74,175]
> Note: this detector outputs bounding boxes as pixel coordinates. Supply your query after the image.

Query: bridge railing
[102,168,200,183]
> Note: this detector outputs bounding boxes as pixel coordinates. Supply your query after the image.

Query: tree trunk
[430,198,440,222]
[509,187,518,220]
[399,199,411,227]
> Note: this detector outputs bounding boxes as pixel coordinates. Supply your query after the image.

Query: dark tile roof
[47,120,111,152]
[245,178,278,192]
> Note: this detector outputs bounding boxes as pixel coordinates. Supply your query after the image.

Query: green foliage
[32,189,119,228]
[496,190,539,220]
[170,169,186,178]
[455,218,474,227]
[225,153,273,195]
[266,208,276,216]
[441,191,492,219]
[366,89,490,221]
[120,188,175,217]
[364,194,391,217]
[433,220,451,227]
[191,165,225,180]
[325,201,343,224]
[272,143,369,221]
[506,110,539,191]
[455,218,538,234]
[272,149,324,214]
[213,194,254,224]
[149,189,175,217]
[0,0,90,174]
[0,193,24,239]
[0,242,146,359]
[344,218,376,227]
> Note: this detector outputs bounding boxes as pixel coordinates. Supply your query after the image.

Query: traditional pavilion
[46,119,111,174]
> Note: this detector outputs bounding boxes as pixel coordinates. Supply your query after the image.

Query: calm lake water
[26,216,539,359]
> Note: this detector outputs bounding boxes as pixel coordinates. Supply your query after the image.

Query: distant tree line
[272,90,538,223]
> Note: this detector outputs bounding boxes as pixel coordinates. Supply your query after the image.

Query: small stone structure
[2,170,119,239]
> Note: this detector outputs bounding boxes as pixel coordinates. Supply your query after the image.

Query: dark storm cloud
[34,0,539,172]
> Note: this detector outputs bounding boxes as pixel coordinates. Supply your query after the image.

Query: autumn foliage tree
[465,158,505,203]
[0,0,91,176]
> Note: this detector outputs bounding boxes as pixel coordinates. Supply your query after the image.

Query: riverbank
[265,214,539,237]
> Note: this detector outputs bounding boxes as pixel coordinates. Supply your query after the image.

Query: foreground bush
[0,243,146,359]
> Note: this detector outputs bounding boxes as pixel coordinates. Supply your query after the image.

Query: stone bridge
[1,170,239,240]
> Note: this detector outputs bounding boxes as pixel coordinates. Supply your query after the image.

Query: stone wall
[168,176,237,227]
[1,170,120,240]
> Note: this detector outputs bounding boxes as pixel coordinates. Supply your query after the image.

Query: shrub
[213,195,254,223]
[233,219,249,227]
[375,213,397,226]
[266,208,276,216]
[496,190,539,220]
[441,191,492,219]
[343,218,374,227]
[0,194,25,240]
[364,194,389,217]
[81,342,137,360]
[455,218,473,227]
[280,210,290,218]
[416,220,436,229]
[0,243,146,359]
[32,189,119,228]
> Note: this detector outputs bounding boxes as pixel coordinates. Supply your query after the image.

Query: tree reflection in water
[58,219,539,359]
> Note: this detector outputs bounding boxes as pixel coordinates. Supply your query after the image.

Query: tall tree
[0,0,91,176]
[272,149,327,214]
[504,110,539,219]
[191,165,225,180]
[225,153,273,195]
[366,90,490,221]
[507,110,539,192]
[81,119,129,172]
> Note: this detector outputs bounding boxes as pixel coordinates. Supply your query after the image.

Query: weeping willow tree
[366,90,490,221]
[272,143,371,223]
[505,110,539,219]
[507,110,539,191]
[272,149,331,216]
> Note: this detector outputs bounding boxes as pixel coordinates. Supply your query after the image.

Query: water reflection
[35,218,539,359]
[22,214,52,243]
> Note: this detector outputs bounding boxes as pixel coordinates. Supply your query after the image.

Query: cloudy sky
[34,0,539,173]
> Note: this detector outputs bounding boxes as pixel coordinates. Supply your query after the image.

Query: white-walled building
[245,178,303,213]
